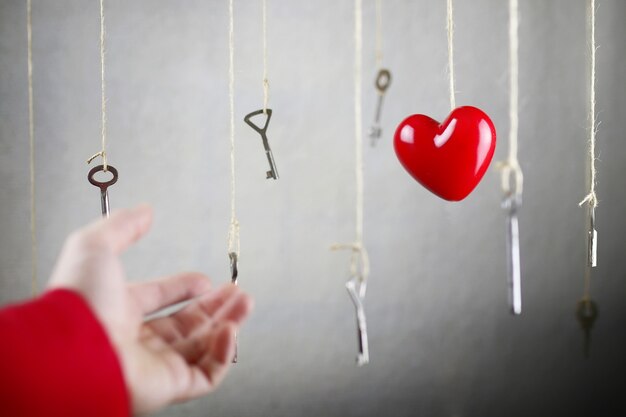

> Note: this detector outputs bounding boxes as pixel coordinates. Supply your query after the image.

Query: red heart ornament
[393,106,496,201]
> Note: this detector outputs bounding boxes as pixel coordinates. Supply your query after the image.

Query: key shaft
[505,210,521,314]
[576,299,598,359]
[502,194,522,315]
[263,141,279,179]
[100,189,111,218]
[369,94,385,145]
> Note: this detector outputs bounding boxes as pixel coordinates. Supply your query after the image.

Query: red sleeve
[0,289,130,417]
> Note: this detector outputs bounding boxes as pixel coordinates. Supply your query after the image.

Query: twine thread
[27,0,38,296]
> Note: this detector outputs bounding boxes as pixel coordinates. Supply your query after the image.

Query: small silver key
[576,298,598,358]
[502,192,522,315]
[244,109,279,180]
[368,69,392,146]
[346,279,369,366]
[88,164,118,218]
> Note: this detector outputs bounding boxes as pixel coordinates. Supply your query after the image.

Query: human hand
[48,205,253,415]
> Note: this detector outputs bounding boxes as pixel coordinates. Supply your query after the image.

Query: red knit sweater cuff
[0,289,130,417]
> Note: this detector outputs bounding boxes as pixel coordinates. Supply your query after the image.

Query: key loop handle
[375,69,391,94]
[500,165,523,212]
[346,279,369,366]
[346,275,366,305]
[350,250,368,299]
[501,191,522,214]
[497,161,524,196]
[88,164,118,191]
[244,108,272,135]
[331,243,370,299]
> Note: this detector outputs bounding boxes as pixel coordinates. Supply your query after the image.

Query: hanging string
[497,0,524,194]
[579,0,598,211]
[261,0,268,112]
[88,0,108,170]
[354,0,363,247]
[26,0,38,296]
[331,0,368,290]
[580,0,599,298]
[446,0,456,110]
[374,0,382,69]
[227,0,240,255]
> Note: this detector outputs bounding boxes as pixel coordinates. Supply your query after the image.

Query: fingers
[147,283,250,341]
[77,205,153,254]
[130,272,212,315]
[148,284,239,343]
[176,323,237,401]
[169,288,252,362]
[196,323,237,387]
[139,286,253,407]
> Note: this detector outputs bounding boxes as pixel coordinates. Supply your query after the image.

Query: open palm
[49,206,252,415]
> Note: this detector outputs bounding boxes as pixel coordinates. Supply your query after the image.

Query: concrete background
[1,1,625,416]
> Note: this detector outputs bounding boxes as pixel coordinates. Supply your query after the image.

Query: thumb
[81,204,154,254]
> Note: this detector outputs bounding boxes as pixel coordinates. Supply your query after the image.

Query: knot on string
[87,150,108,171]
[495,159,523,196]
[330,242,370,298]
[579,191,598,209]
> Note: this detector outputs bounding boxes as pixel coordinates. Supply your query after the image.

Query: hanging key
[368,69,392,146]
[346,278,369,366]
[244,109,278,179]
[576,298,598,358]
[88,164,118,218]
[501,191,522,315]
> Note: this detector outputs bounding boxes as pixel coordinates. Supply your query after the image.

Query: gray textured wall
[1,1,626,416]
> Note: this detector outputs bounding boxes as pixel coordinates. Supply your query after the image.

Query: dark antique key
[575,298,598,358]
[368,69,392,146]
[244,109,278,179]
[88,164,118,218]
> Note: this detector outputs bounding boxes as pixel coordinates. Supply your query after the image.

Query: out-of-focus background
[1,1,625,416]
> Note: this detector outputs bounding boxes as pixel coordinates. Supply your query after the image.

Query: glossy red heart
[393,106,496,201]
